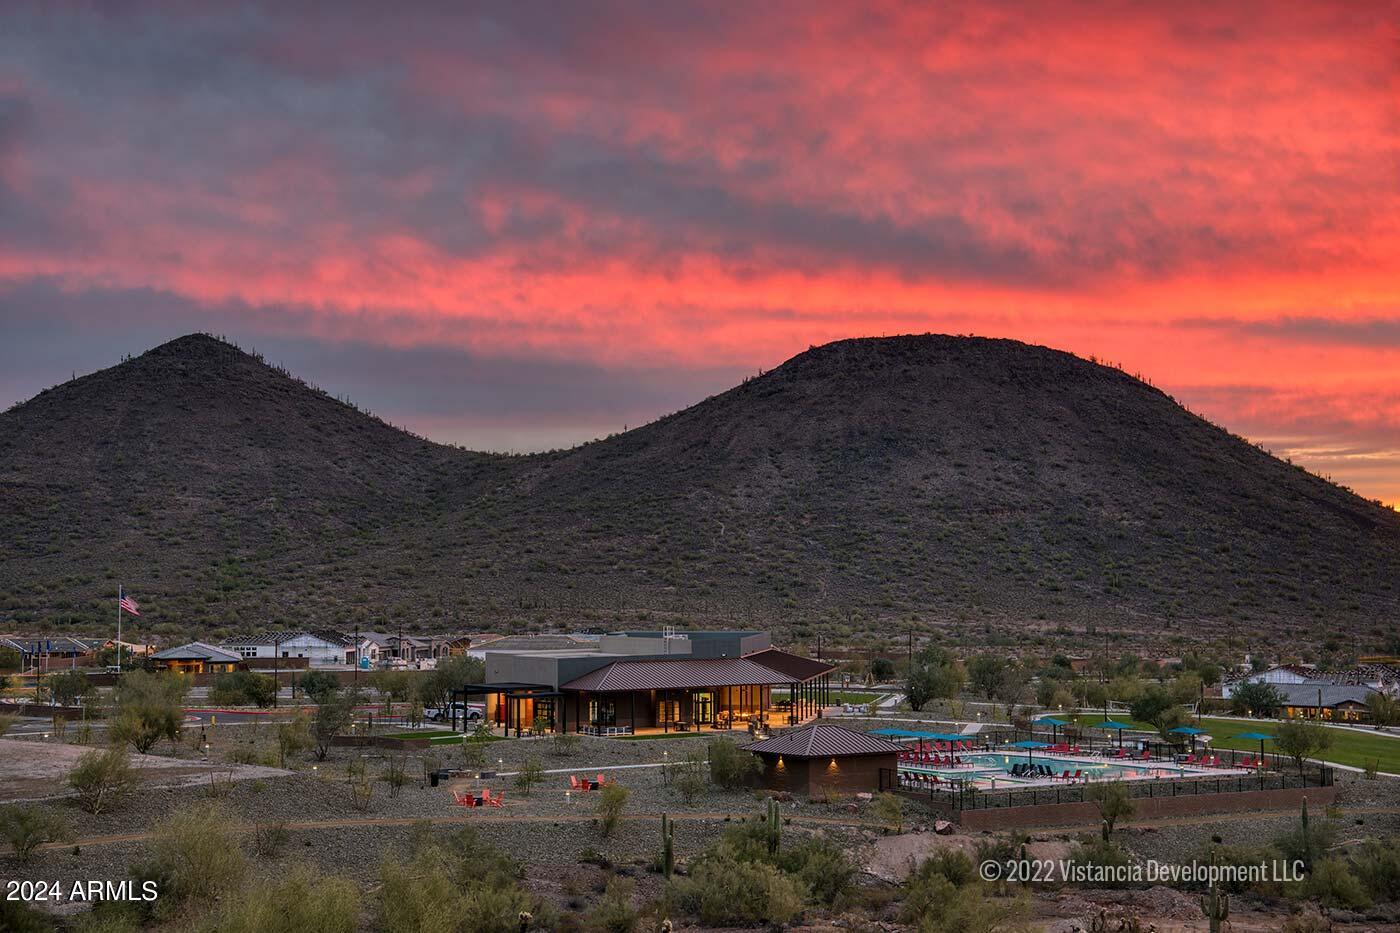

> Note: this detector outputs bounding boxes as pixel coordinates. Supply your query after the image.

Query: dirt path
[43,808,875,852]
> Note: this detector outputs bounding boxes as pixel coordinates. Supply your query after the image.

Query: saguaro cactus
[1200,850,1230,933]
[765,797,781,855]
[660,812,674,879]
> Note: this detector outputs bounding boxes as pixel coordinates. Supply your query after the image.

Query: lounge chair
[1072,770,1082,781]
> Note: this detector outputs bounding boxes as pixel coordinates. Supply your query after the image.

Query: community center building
[454,630,836,736]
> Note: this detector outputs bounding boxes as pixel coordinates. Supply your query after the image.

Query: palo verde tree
[110,670,187,754]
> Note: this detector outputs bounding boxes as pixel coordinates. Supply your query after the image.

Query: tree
[368,670,412,714]
[868,657,895,683]
[905,664,938,712]
[110,670,187,753]
[906,657,964,712]
[966,655,1007,699]
[1366,693,1400,729]
[68,747,135,814]
[596,783,629,838]
[1086,780,1135,835]
[419,655,485,712]
[43,670,92,708]
[298,670,341,704]
[515,758,544,797]
[1130,686,1183,740]
[1229,681,1285,718]
[0,805,73,863]
[1275,720,1333,777]
[311,690,353,761]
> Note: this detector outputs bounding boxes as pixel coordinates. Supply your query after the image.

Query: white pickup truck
[425,701,485,723]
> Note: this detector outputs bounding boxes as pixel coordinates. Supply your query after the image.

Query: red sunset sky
[2,2,1398,505]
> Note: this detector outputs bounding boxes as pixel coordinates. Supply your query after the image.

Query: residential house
[151,642,242,674]
[219,631,352,667]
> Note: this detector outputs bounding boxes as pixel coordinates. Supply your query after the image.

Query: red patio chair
[1139,749,1151,760]
[480,788,493,804]
[570,775,588,791]
[489,791,504,808]
[595,773,609,787]
[1072,770,1082,781]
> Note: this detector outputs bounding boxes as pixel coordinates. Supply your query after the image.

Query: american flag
[119,594,141,616]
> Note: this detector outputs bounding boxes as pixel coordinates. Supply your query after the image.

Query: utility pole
[272,636,280,709]
[353,620,360,692]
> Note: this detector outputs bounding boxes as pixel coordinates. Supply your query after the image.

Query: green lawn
[1065,713,1400,773]
[773,690,880,704]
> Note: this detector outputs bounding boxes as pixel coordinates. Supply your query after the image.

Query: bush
[1303,857,1370,909]
[873,792,904,833]
[196,863,358,933]
[379,829,532,933]
[516,758,544,797]
[901,848,1031,931]
[68,748,136,814]
[209,671,277,708]
[0,805,73,862]
[1066,837,1134,889]
[145,802,247,901]
[596,784,629,838]
[779,837,855,907]
[670,846,805,926]
[584,877,638,933]
[1351,837,1400,903]
[707,739,760,790]
[0,898,53,933]
[276,712,312,767]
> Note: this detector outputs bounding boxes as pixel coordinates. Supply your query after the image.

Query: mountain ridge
[2,333,1397,653]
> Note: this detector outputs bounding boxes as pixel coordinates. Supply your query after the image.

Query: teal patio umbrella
[1006,739,1050,768]
[1169,725,1207,754]
[1095,719,1133,749]
[1035,716,1069,744]
[1233,731,1275,766]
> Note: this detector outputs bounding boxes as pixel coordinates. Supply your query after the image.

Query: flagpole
[116,584,122,675]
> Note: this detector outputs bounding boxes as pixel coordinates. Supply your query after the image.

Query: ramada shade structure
[744,724,904,796]
[745,723,906,758]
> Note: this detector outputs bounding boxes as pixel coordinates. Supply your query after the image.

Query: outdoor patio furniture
[488,791,504,807]
[595,773,609,787]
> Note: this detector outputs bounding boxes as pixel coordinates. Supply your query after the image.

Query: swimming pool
[898,751,1237,786]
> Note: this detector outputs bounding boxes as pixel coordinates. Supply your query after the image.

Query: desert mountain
[2,334,1397,651]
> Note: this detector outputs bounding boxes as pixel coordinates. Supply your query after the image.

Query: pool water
[900,751,1199,783]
